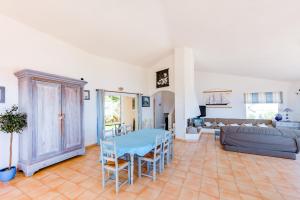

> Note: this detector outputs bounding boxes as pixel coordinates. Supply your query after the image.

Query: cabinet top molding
[14,69,87,86]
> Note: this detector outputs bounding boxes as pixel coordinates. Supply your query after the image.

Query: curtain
[244,91,283,104]
[137,93,143,130]
[96,89,105,144]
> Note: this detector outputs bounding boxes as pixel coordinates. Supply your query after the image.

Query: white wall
[0,14,148,169]
[195,71,293,119]
[162,91,175,114]
[142,54,174,128]
[287,82,300,121]
[147,54,174,95]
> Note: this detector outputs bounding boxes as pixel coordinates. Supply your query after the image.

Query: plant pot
[0,166,17,182]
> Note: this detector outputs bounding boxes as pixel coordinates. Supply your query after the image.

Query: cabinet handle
[59,113,65,136]
[61,113,65,136]
[58,113,65,120]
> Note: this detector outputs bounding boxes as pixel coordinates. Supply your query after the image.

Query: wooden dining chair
[161,132,171,170]
[100,139,130,193]
[125,125,132,133]
[116,124,128,136]
[137,136,163,181]
[104,129,115,139]
[169,132,175,161]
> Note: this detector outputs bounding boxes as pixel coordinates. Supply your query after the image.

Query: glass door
[104,94,121,137]
[104,92,138,137]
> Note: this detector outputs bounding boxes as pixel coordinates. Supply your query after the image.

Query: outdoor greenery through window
[105,95,121,130]
[246,103,279,120]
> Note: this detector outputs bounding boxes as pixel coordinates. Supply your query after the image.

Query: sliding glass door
[104,95,121,132]
[104,92,138,137]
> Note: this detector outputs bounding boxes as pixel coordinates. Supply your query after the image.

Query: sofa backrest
[204,118,273,126]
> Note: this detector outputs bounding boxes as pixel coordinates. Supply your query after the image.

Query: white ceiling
[0,0,300,81]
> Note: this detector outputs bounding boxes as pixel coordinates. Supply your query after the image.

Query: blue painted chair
[100,139,130,193]
[137,136,163,181]
[169,132,175,161]
[104,129,115,139]
[125,125,132,133]
[117,124,131,136]
[161,132,171,171]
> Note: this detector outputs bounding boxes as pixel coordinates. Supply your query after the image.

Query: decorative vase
[275,113,283,121]
[0,166,17,182]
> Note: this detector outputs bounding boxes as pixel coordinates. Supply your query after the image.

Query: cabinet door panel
[33,81,61,159]
[62,85,82,151]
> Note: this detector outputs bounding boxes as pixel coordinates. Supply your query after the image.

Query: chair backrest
[163,132,171,152]
[117,124,127,135]
[104,129,115,139]
[100,139,118,167]
[126,125,132,133]
[153,135,163,158]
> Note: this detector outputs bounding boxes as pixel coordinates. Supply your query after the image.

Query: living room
[0,1,300,200]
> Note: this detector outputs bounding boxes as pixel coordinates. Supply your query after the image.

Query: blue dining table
[112,128,169,184]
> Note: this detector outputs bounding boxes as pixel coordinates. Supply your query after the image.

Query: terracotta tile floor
[1,133,300,200]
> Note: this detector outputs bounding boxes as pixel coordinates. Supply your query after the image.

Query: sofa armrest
[295,137,300,154]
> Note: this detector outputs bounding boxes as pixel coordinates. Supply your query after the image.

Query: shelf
[206,105,232,108]
[203,89,232,93]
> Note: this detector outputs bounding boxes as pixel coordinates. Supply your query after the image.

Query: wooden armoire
[15,69,87,176]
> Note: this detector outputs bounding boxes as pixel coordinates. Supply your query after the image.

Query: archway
[152,91,175,130]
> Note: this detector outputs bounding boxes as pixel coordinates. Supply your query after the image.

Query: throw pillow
[218,122,225,127]
[205,122,212,127]
[258,123,268,128]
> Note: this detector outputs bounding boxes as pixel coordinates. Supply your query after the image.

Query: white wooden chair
[169,132,175,161]
[161,132,171,171]
[125,125,132,133]
[116,124,127,136]
[104,129,115,139]
[100,139,130,193]
[137,136,163,181]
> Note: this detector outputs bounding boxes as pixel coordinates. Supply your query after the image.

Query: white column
[174,48,199,139]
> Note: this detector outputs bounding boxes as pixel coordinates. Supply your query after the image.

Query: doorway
[152,91,175,130]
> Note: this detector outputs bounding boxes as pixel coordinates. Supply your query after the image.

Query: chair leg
[161,153,165,172]
[128,164,131,183]
[102,168,106,188]
[171,144,174,160]
[147,162,151,175]
[115,171,119,193]
[153,161,156,181]
[138,158,141,178]
[167,151,170,165]
[159,158,162,173]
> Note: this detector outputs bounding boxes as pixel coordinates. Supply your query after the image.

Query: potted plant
[0,105,27,182]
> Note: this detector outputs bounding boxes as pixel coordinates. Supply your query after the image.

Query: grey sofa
[220,126,300,159]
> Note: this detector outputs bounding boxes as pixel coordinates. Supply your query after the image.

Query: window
[246,103,279,119]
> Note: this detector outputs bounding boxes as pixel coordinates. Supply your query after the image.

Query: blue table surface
[113,128,169,157]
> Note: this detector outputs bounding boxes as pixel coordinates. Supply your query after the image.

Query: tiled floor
[1,133,300,200]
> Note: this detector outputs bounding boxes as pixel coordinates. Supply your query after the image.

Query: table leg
[130,154,134,184]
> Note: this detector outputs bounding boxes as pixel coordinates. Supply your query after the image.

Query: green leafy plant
[0,105,27,170]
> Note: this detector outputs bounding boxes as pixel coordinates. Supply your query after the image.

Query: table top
[113,128,169,157]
